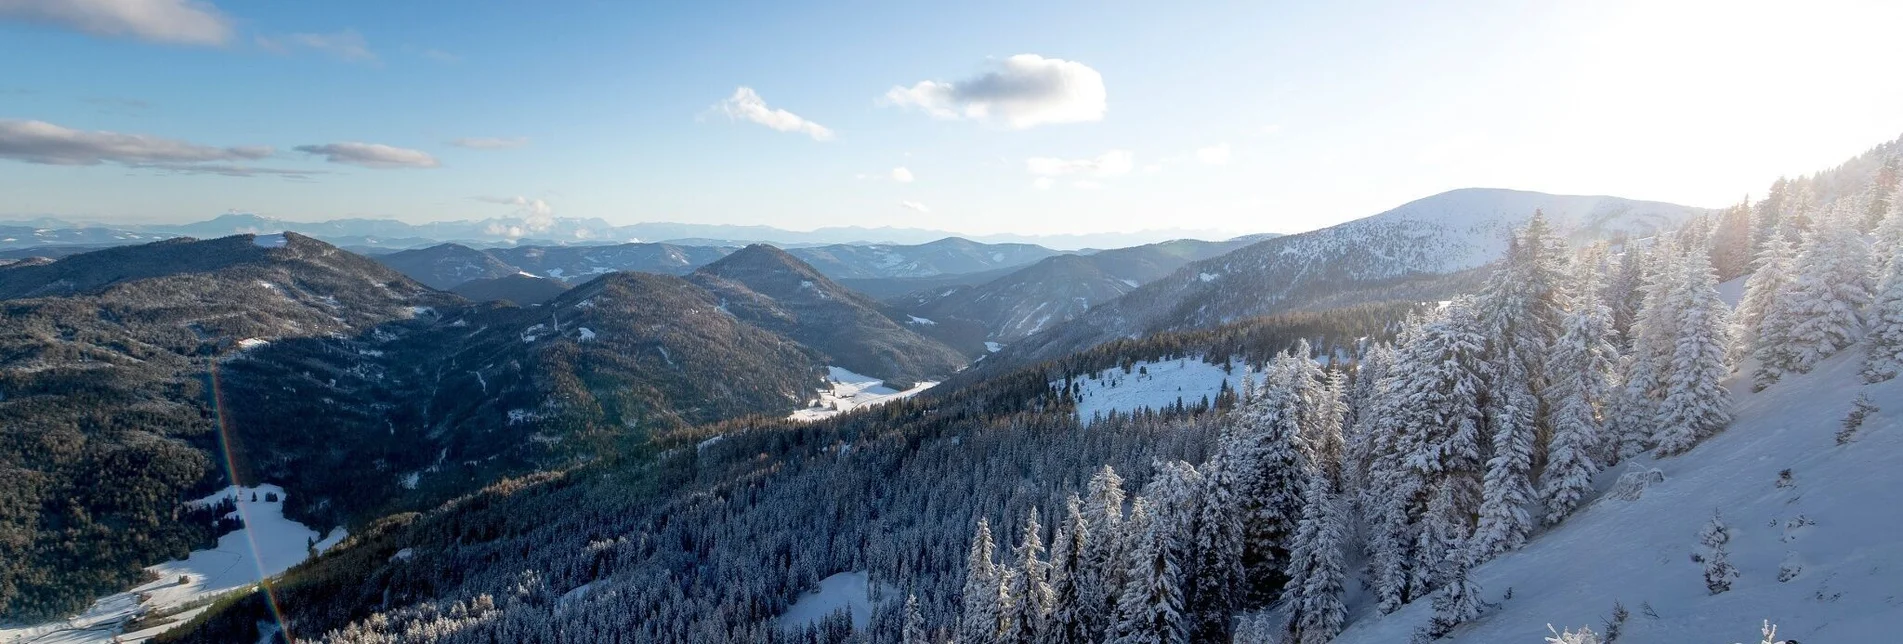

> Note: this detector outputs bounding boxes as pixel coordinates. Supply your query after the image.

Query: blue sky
[3,0,1901,237]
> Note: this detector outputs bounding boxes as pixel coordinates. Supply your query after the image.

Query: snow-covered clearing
[1335,343,1903,643]
[1061,357,1247,426]
[984,341,1004,353]
[774,571,894,631]
[906,315,937,326]
[1716,275,1746,308]
[0,485,343,644]
[250,234,286,248]
[788,367,936,422]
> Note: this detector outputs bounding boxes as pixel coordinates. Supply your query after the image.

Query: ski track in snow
[0,485,344,644]
[788,367,936,422]
[1334,345,1903,643]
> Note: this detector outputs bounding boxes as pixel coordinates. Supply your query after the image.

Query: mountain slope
[895,237,1263,342]
[449,273,571,304]
[991,189,1703,366]
[374,243,521,290]
[1337,344,1903,643]
[688,245,968,386]
[0,233,458,621]
[784,237,1060,279]
[487,242,733,282]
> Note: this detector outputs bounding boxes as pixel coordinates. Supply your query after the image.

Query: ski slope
[0,485,344,644]
[788,367,937,422]
[1335,343,1903,643]
[1060,357,1248,426]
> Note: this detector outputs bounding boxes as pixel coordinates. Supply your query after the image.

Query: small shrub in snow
[1774,469,1793,488]
[1601,600,1627,642]
[1544,624,1602,644]
[1604,468,1665,502]
[1837,393,1878,445]
[1697,513,1738,595]
[1777,552,1802,582]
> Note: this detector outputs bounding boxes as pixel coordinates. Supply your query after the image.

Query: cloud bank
[884,54,1107,129]
[0,0,232,45]
[711,87,834,141]
[295,142,439,168]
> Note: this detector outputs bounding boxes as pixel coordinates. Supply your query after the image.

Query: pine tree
[1711,200,1756,281]
[1343,342,1396,507]
[1698,513,1737,594]
[1761,205,1875,385]
[1004,509,1053,643]
[1189,451,1245,643]
[1862,199,1903,383]
[1733,231,1796,367]
[1609,240,1681,458]
[1235,354,1311,602]
[1113,498,1187,644]
[1540,256,1618,524]
[1045,496,1092,644]
[903,594,928,644]
[1472,346,1536,560]
[1655,249,1734,456]
[960,518,1002,643]
[1396,299,1489,591]
[1082,464,1127,639]
[1418,552,1485,641]
[1284,467,1348,644]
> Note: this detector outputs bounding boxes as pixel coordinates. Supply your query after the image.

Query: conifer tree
[1419,552,1485,641]
[903,594,928,644]
[960,518,1002,643]
[1734,231,1796,367]
[1045,496,1092,644]
[1190,452,1245,642]
[1540,254,1618,524]
[1395,298,1489,590]
[1113,498,1187,644]
[1863,234,1903,383]
[1655,250,1734,456]
[1472,345,1536,560]
[1698,513,1737,594]
[1759,206,1875,387]
[1004,509,1053,643]
[1284,466,1348,644]
[1609,240,1681,458]
[1082,465,1127,637]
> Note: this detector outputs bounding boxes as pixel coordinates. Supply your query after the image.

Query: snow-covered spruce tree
[1082,464,1127,638]
[902,594,928,644]
[1343,342,1396,510]
[1606,243,1648,348]
[1045,495,1092,644]
[1417,552,1486,642]
[1472,345,1536,561]
[1863,207,1903,382]
[1189,451,1245,642]
[1397,298,1489,592]
[1760,205,1875,385]
[1608,240,1681,459]
[1539,253,1619,525]
[1733,231,1796,366]
[1230,613,1283,644]
[1654,249,1734,456]
[1283,464,1348,644]
[1237,354,1311,602]
[960,518,1002,643]
[1698,513,1737,594]
[1111,496,1187,644]
[1544,624,1602,644]
[1003,508,1053,643]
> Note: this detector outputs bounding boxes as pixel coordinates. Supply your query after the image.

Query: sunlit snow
[788,367,936,421]
[1060,357,1247,426]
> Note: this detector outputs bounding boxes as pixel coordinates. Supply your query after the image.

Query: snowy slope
[1334,344,1903,643]
[789,367,937,421]
[773,571,895,631]
[1061,357,1249,426]
[0,485,344,644]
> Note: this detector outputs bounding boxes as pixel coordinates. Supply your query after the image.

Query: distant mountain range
[0,213,1250,252]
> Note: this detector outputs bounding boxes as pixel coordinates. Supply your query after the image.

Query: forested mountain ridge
[688,244,968,386]
[893,237,1266,343]
[983,189,1706,370]
[0,232,459,621]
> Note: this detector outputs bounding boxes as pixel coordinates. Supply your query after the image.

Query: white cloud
[1033,177,1054,190]
[0,0,232,45]
[899,200,929,212]
[1195,143,1231,166]
[475,195,555,236]
[890,166,914,183]
[1256,124,1283,136]
[448,137,529,150]
[256,29,375,63]
[0,118,269,165]
[1025,149,1134,177]
[294,142,439,168]
[710,87,834,141]
[1072,180,1103,190]
[882,54,1107,129]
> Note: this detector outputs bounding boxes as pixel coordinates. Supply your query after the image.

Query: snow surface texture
[1061,357,1247,426]
[250,233,287,248]
[788,367,936,422]
[1334,343,1903,643]
[0,485,344,644]
[774,571,895,631]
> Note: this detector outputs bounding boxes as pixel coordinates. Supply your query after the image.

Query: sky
[2,0,1902,238]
